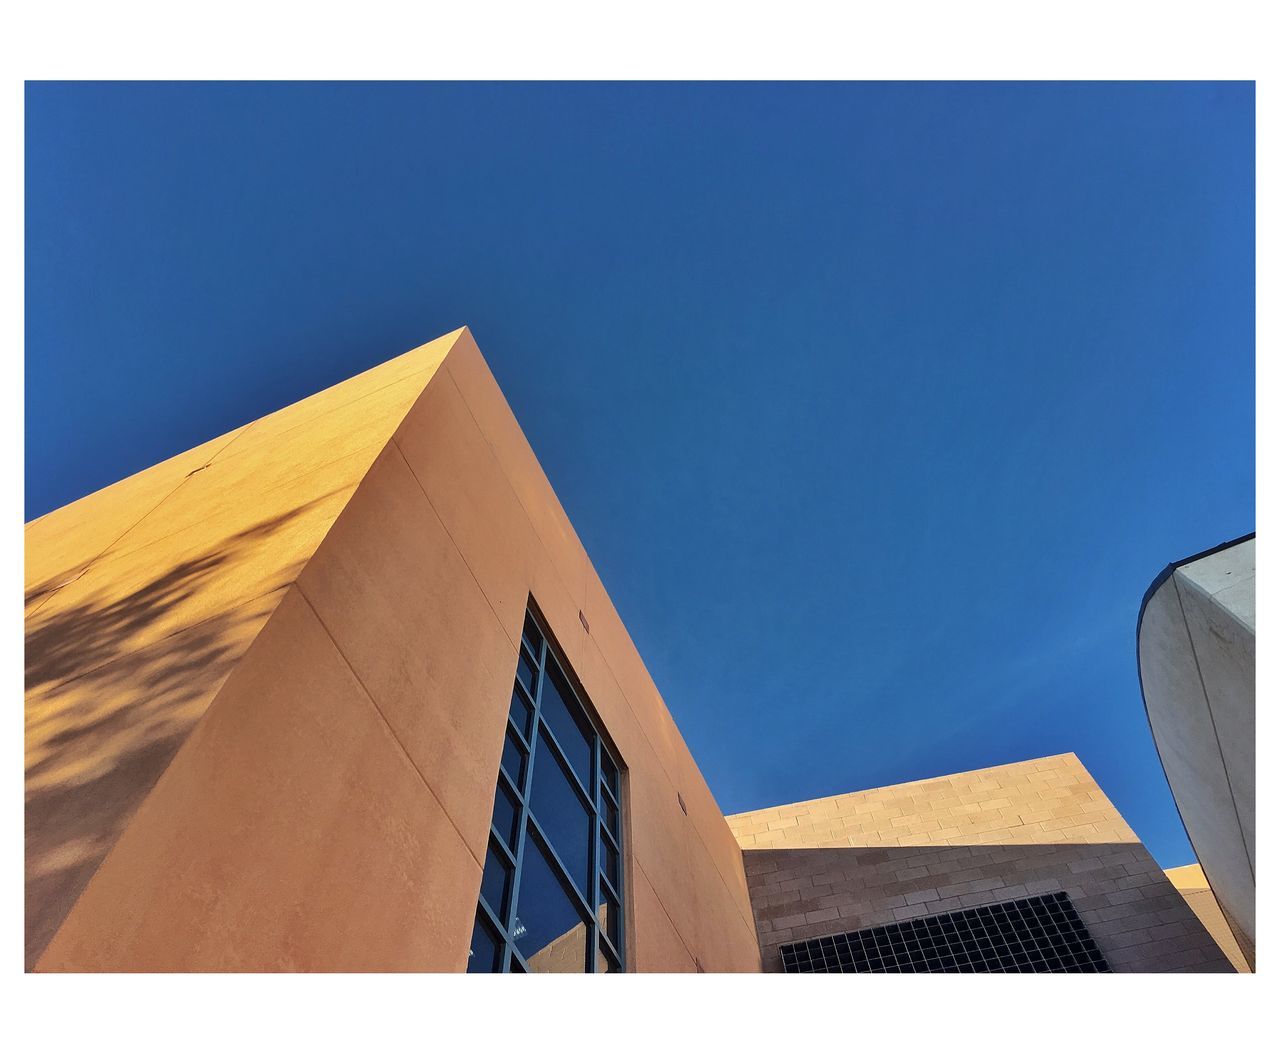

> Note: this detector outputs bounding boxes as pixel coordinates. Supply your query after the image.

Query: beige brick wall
[727,754,1234,973]
[1165,864,1251,973]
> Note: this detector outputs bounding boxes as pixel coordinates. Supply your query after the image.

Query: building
[728,753,1233,972]
[24,328,1237,973]
[1137,535,1256,969]
[1164,864,1251,973]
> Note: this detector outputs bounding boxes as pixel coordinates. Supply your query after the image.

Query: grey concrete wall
[1138,537,1255,966]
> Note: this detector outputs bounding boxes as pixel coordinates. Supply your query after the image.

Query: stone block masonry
[727,754,1234,973]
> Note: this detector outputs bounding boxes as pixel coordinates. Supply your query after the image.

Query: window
[779,892,1110,973]
[467,607,625,972]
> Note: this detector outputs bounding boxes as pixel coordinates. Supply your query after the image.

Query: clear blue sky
[26,82,1253,867]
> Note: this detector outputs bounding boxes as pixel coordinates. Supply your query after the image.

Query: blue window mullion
[474,604,625,973]
[506,714,532,753]
[503,627,545,967]
[533,720,595,808]
[475,893,508,942]
[488,830,517,867]
[590,734,602,972]
[523,814,594,920]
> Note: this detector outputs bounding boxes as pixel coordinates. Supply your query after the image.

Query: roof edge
[1137,532,1256,630]
[726,752,1082,821]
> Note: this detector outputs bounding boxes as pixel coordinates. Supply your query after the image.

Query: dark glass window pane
[480,843,513,920]
[522,613,543,656]
[539,662,594,782]
[530,738,592,895]
[510,687,534,739]
[476,606,627,974]
[598,888,620,947]
[516,649,538,695]
[468,912,502,973]
[501,728,526,786]
[491,777,520,850]
[601,750,619,796]
[511,832,589,973]
[600,833,619,890]
[596,945,620,973]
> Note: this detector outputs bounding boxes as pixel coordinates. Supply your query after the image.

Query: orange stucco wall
[25,329,460,970]
[30,328,760,972]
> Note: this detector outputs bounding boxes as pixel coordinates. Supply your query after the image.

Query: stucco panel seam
[29,581,293,968]
[25,425,250,610]
[633,856,699,969]
[209,363,444,470]
[93,424,256,563]
[438,358,692,790]
[292,585,486,872]
[88,437,384,570]
[388,436,516,654]
[26,475,361,692]
[28,582,291,704]
[580,637,756,934]
[391,420,752,939]
[437,350,756,941]
[436,365,583,652]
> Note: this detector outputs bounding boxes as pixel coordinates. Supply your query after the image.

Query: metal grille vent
[780,891,1110,973]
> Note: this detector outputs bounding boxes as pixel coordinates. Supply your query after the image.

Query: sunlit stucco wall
[30,328,760,972]
[25,329,461,970]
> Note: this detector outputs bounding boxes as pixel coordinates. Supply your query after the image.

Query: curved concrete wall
[1138,537,1254,967]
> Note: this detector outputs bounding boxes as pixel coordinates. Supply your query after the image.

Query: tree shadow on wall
[23,492,342,971]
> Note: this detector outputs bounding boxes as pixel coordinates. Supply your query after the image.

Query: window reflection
[598,891,620,948]
[468,913,501,973]
[512,832,589,973]
[530,734,593,895]
[600,835,619,890]
[516,650,538,695]
[539,662,594,781]
[480,845,512,921]
[510,688,534,739]
[491,778,520,850]
[601,751,619,796]
[471,606,625,973]
[501,728,526,785]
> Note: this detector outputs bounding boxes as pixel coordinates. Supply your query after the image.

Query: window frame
[470,605,626,973]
